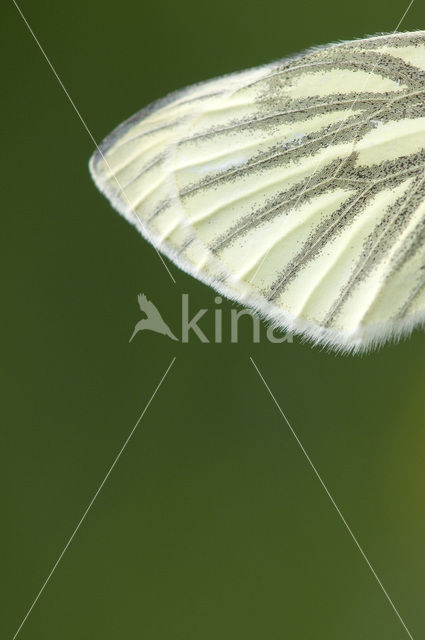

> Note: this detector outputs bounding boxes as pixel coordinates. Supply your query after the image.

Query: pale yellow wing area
[90,31,425,352]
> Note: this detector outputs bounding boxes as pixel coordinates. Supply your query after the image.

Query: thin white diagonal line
[12,356,176,640]
[249,0,415,285]
[395,0,416,29]
[250,356,414,640]
[12,0,176,284]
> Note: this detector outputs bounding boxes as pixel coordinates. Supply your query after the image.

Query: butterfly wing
[90,31,425,351]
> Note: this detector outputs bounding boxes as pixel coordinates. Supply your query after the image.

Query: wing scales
[90,30,425,351]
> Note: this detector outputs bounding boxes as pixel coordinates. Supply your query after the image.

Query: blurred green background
[3,0,425,638]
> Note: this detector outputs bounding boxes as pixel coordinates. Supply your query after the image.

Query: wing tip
[88,146,425,355]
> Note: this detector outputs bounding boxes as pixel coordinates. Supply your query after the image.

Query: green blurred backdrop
[3,0,425,637]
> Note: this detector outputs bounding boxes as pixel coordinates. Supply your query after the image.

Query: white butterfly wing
[90,31,425,351]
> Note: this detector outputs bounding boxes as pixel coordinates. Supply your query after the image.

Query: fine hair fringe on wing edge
[89,149,425,356]
[89,30,425,355]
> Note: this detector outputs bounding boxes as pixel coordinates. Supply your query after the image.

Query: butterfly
[90,31,425,353]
